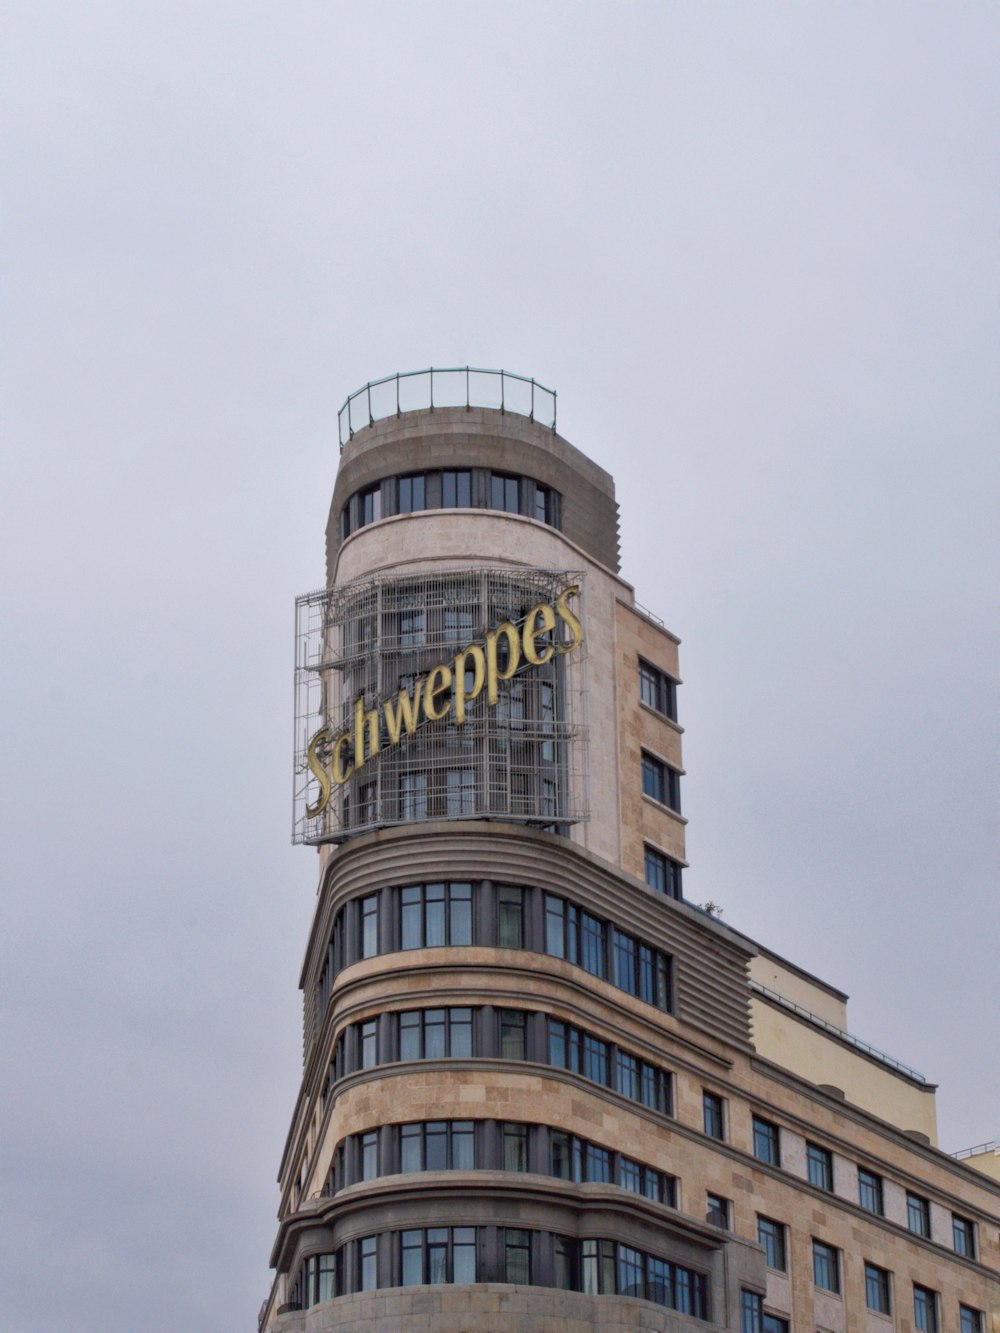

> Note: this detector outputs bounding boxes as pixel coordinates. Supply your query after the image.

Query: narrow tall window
[953,1213,976,1258]
[703,1091,724,1139]
[497,885,524,948]
[807,1142,833,1191]
[504,1228,530,1283]
[960,1305,985,1333]
[397,473,426,513]
[358,1236,377,1292]
[441,469,472,507]
[502,1122,528,1171]
[858,1167,883,1215]
[740,1290,763,1333]
[490,472,520,513]
[641,751,680,811]
[757,1216,786,1271]
[913,1284,939,1333]
[360,894,379,959]
[865,1262,891,1315]
[812,1240,839,1292]
[752,1116,780,1166]
[907,1191,931,1236]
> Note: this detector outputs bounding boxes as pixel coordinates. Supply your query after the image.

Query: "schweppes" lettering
[305,585,583,818]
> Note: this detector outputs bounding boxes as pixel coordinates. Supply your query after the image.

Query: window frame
[752,1115,780,1166]
[865,1261,892,1315]
[858,1167,884,1216]
[812,1239,840,1293]
[806,1141,833,1191]
[907,1190,931,1237]
[641,750,681,812]
[644,844,682,899]
[913,1283,939,1333]
[952,1212,976,1258]
[703,1090,725,1140]
[757,1215,786,1272]
[638,658,677,720]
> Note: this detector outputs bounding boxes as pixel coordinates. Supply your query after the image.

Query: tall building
[261,369,997,1333]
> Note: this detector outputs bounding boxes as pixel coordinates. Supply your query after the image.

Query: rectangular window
[641,751,680,811]
[953,1213,976,1258]
[644,844,682,899]
[907,1191,931,1236]
[360,893,379,959]
[398,1007,473,1060]
[580,911,606,978]
[497,885,524,948]
[807,1142,833,1190]
[812,1240,839,1293]
[543,893,565,958]
[703,1091,724,1139]
[359,1018,377,1069]
[615,1050,639,1101]
[757,1216,786,1271]
[399,772,428,820]
[400,882,473,949]
[763,1318,789,1333]
[618,1244,644,1299]
[360,1129,378,1180]
[913,1284,939,1333]
[582,1033,608,1085]
[639,659,677,720]
[533,483,554,524]
[499,1009,526,1060]
[397,473,426,513]
[740,1290,762,1333]
[858,1167,883,1215]
[707,1193,730,1228]
[445,767,476,815]
[401,1227,476,1286]
[358,1236,377,1292]
[441,469,472,507]
[359,483,382,526]
[865,1262,891,1315]
[612,927,638,995]
[504,1228,530,1284]
[502,1122,528,1172]
[490,472,520,513]
[554,1235,575,1290]
[960,1305,985,1333]
[752,1116,780,1166]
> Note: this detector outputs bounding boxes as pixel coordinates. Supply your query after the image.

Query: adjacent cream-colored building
[261,370,998,1333]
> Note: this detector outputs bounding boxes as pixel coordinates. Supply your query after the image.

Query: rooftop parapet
[337,367,557,448]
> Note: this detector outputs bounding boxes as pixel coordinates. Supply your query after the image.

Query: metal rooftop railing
[750,980,928,1083]
[337,367,557,447]
[952,1140,997,1160]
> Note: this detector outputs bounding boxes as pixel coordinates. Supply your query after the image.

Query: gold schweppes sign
[305,585,583,818]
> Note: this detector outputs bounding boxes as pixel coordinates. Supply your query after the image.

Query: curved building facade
[261,373,998,1333]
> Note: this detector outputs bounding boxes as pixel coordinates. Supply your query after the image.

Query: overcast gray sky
[2,4,997,1331]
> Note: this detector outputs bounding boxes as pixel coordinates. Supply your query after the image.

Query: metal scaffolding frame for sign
[337,367,557,448]
[292,565,589,845]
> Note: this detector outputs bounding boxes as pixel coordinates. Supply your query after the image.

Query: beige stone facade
[262,390,998,1333]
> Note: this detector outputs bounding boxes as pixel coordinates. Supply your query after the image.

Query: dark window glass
[703,1091,724,1139]
[858,1167,883,1215]
[497,885,524,948]
[639,659,677,719]
[360,1019,377,1069]
[960,1306,984,1333]
[400,882,472,949]
[644,844,683,898]
[402,1227,476,1286]
[615,1050,639,1101]
[360,1130,378,1180]
[757,1216,786,1271]
[399,772,428,820]
[441,470,471,507]
[504,1228,530,1284]
[807,1142,833,1190]
[580,911,606,978]
[914,1284,938,1333]
[618,1244,644,1299]
[907,1191,931,1236]
[762,1317,789,1333]
[641,751,680,811]
[500,1010,526,1061]
[583,1033,608,1084]
[397,473,426,513]
[741,1290,763,1333]
[543,894,565,958]
[585,1142,611,1183]
[502,1122,528,1172]
[490,473,520,513]
[358,1236,377,1292]
[812,1240,839,1293]
[865,1262,891,1314]
[359,484,382,526]
[533,483,552,524]
[445,767,475,815]
[398,1007,472,1060]
[752,1117,780,1166]
[707,1193,730,1228]
[953,1213,976,1258]
[451,1120,474,1170]
[612,928,638,995]
[360,894,379,958]
[555,1236,575,1290]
